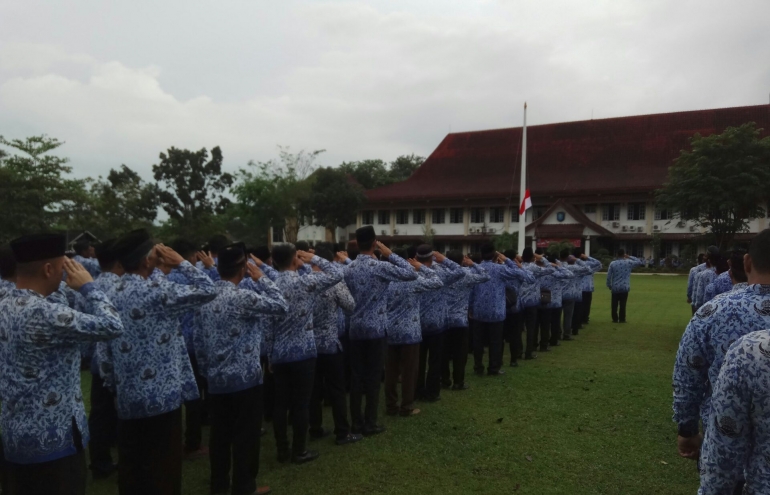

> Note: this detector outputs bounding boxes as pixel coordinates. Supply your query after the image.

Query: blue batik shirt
[0,284,123,464]
[313,281,355,354]
[444,265,490,328]
[88,272,121,374]
[519,262,555,309]
[266,256,343,364]
[419,259,464,335]
[96,261,217,420]
[194,278,287,394]
[688,263,708,302]
[166,266,220,354]
[563,261,593,302]
[345,254,419,341]
[73,254,101,278]
[470,260,534,323]
[0,278,14,300]
[539,263,574,309]
[672,284,770,430]
[579,257,603,292]
[386,268,443,345]
[694,268,717,308]
[704,271,732,304]
[605,257,644,293]
[698,330,770,495]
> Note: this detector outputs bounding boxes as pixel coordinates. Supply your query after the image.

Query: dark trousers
[209,386,263,495]
[118,408,183,495]
[562,301,575,338]
[417,332,444,399]
[273,358,316,457]
[522,306,539,355]
[504,313,522,363]
[572,300,584,334]
[88,372,117,473]
[309,353,350,440]
[537,308,551,350]
[473,320,504,374]
[441,326,469,387]
[349,337,386,432]
[184,352,206,452]
[582,291,593,323]
[385,343,420,415]
[260,355,275,422]
[550,308,563,345]
[611,292,629,322]
[4,423,86,495]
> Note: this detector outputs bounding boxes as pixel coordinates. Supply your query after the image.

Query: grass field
[84,274,699,494]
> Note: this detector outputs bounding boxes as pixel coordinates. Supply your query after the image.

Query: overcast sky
[1,0,768,181]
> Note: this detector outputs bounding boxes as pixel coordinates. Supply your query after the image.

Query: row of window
[586,203,672,221]
[362,207,521,225]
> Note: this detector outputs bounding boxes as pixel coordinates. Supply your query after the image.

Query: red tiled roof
[366,104,770,204]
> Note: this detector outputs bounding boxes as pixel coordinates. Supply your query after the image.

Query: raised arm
[158,260,218,314]
[409,266,445,294]
[433,253,465,287]
[499,256,535,285]
[299,253,344,294]
[464,262,491,285]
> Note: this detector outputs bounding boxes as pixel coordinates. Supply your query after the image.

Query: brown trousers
[385,343,420,416]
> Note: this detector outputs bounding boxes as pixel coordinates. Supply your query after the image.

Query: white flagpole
[517,102,527,254]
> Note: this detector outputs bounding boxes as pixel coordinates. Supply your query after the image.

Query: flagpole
[517,102,527,254]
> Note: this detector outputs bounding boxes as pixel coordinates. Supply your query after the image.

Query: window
[432,209,446,224]
[449,208,464,224]
[654,208,672,220]
[470,208,485,223]
[627,203,646,221]
[510,208,519,223]
[532,206,546,221]
[629,242,645,258]
[361,210,374,225]
[584,204,597,213]
[377,210,390,225]
[659,241,674,259]
[433,242,446,254]
[272,226,284,243]
[490,207,504,223]
[412,209,425,224]
[602,203,620,221]
[395,210,409,224]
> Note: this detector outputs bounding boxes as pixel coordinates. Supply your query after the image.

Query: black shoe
[539,346,550,352]
[525,353,537,360]
[572,331,579,336]
[362,425,387,437]
[474,369,485,376]
[619,320,627,324]
[451,383,469,391]
[488,370,505,376]
[423,394,441,402]
[613,319,619,323]
[309,428,331,440]
[441,381,452,389]
[510,361,519,367]
[562,335,573,341]
[291,450,320,464]
[335,433,363,446]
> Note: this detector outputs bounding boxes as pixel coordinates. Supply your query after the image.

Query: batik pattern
[313,281,355,354]
[605,257,644,293]
[419,259,464,334]
[445,264,490,328]
[386,268,443,345]
[704,271,732,305]
[470,260,535,323]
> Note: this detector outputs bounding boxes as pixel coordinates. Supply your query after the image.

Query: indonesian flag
[519,189,532,216]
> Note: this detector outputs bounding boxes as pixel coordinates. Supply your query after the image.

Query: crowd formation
[0,223,652,495]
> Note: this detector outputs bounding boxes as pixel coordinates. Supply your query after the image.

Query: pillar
[584,237,591,255]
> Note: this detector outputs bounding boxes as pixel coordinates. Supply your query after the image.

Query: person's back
[606,253,643,294]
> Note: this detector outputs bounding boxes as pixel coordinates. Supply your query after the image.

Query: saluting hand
[496,251,507,262]
[63,258,93,291]
[296,250,315,263]
[432,251,446,263]
[197,250,215,269]
[462,255,474,267]
[246,262,264,281]
[334,251,349,264]
[407,258,423,271]
[155,244,185,268]
[249,254,264,267]
[375,241,392,258]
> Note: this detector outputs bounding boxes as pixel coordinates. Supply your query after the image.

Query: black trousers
[88,372,117,473]
[184,352,206,452]
[118,408,183,495]
[260,355,275,422]
[522,306,539,355]
[349,337,386,432]
[209,386,263,495]
[273,358,316,457]
[417,332,444,399]
[4,422,86,495]
[309,352,350,440]
[572,300,583,334]
[581,291,593,323]
[611,292,629,322]
[441,326,469,387]
[550,308,563,345]
[537,308,551,350]
[473,320,504,374]
[504,313,522,363]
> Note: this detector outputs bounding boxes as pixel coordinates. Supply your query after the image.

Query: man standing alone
[606,249,644,323]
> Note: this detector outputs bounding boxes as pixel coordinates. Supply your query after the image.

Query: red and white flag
[519,189,532,216]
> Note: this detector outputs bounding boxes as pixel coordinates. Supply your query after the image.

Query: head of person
[567,255,577,265]
[522,247,534,263]
[470,253,482,264]
[11,233,68,297]
[253,245,272,266]
[295,240,311,252]
[573,247,584,257]
[697,253,706,265]
[0,244,17,282]
[504,249,517,261]
[392,247,408,260]
[313,247,334,271]
[217,242,248,281]
[170,238,198,265]
[729,249,748,283]
[355,226,376,254]
[416,244,433,266]
[617,248,625,258]
[706,245,720,267]
[74,238,93,258]
[272,243,299,272]
[480,243,496,262]
[446,250,464,265]
[346,241,360,260]
[406,245,418,260]
[113,229,156,278]
[746,229,770,283]
[95,238,123,275]
[559,248,570,261]
[714,255,730,275]
[207,235,230,258]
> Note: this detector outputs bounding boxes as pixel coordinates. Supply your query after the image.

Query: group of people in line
[0,222,656,495]
[673,231,770,494]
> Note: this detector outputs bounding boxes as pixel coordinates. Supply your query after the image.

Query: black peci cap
[10,233,67,263]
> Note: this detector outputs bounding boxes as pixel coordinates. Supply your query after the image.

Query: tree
[152,146,234,242]
[389,154,423,183]
[0,135,88,242]
[655,123,770,249]
[304,167,366,241]
[338,159,390,190]
[493,231,518,253]
[233,148,322,244]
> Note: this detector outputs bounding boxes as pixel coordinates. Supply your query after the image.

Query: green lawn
[85,274,699,494]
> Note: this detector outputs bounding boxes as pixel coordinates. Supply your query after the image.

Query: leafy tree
[338,159,390,190]
[493,231,518,253]
[304,167,365,241]
[546,240,575,258]
[0,135,88,242]
[655,123,770,249]
[389,154,423,182]
[152,146,234,242]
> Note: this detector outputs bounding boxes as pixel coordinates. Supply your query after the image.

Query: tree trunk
[284,216,299,244]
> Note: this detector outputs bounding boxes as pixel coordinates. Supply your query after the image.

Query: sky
[1,0,769,182]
